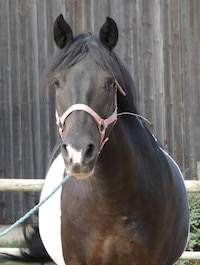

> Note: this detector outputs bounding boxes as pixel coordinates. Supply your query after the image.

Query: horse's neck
[89,117,159,215]
[91,118,141,202]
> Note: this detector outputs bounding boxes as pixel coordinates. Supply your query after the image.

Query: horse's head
[50,15,127,179]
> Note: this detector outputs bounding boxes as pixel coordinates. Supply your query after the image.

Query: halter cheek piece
[56,80,126,152]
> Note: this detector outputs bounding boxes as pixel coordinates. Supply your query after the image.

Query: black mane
[44,32,138,113]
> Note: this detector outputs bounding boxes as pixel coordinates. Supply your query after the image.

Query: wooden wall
[0,0,199,223]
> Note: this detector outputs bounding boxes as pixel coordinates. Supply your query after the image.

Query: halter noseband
[56,80,126,152]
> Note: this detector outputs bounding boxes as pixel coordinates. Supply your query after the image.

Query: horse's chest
[61,209,149,265]
[86,231,148,265]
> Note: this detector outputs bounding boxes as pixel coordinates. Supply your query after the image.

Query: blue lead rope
[0,174,70,238]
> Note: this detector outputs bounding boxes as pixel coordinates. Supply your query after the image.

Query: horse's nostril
[61,144,71,163]
[84,144,95,161]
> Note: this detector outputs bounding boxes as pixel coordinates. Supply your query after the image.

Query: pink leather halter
[56,80,126,152]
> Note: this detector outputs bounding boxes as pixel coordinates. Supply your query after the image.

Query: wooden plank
[18,0,37,223]
[37,0,52,177]
[152,0,165,142]
[170,0,185,172]
[180,0,194,180]
[74,0,85,33]
[46,0,60,154]
[0,248,199,261]
[18,0,34,181]
[0,179,199,193]
[189,0,200,177]
[184,180,200,193]
[9,0,24,222]
[162,0,173,154]
[0,248,28,256]
[0,179,44,192]
[0,0,4,224]
[131,0,142,108]
[0,0,15,223]
[28,1,42,182]
[180,251,200,260]
[140,1,154,127]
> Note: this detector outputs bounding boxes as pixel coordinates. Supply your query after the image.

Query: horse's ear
[99,17,118,51]
[53,14,73,49]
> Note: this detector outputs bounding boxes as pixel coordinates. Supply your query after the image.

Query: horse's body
[38,15,189,265]
[40,131,189,265]
[0,15,189,265]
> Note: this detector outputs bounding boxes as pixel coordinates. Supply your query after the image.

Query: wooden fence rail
[180,251,200,260]
[0,247,199,262]
[0,179,200,192]
[0,247,198,261]
[0,179,44,192]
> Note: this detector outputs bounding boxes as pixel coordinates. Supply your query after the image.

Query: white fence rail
[0,247,199,260]
[0,179,200,192]
[0,179,200,261]
[0,179,44,192]
[180,251,200,260]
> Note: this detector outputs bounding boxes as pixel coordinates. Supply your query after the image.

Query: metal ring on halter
[98,120,106,134]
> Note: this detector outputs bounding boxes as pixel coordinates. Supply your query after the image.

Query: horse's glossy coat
[39,15,189,265]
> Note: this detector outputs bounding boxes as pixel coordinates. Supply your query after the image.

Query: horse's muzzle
[61,143,97,179]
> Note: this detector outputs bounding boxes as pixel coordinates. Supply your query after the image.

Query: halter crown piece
[56,79,126,152]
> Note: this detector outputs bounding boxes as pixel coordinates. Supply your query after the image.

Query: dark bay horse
[1,15,189,265]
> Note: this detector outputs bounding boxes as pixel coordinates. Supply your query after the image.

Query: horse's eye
[108,78,115,87]
[53,78,60,88]
[104,78,115,91]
